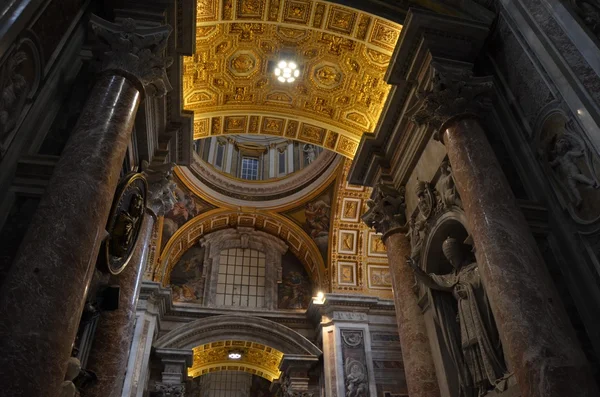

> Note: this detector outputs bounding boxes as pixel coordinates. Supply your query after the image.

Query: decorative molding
[362,181,407,237]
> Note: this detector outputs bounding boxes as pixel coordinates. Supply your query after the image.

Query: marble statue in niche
[278,252,312,309]
[439,160,462,209]
[407,237,506,397]
[303,143,317,164]
[169,245,205,303]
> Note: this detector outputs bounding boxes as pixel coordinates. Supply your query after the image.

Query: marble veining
[444,118,599,397]
[0,75,141,397]
[384,232,440,397]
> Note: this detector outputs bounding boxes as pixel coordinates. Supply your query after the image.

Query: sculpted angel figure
[549,135,599,207]
[407,236,505,397]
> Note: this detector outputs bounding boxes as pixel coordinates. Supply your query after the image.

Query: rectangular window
[278,151,286,174]
[215,144,225,168]
[215,248,266,308]
[240,157,259,180]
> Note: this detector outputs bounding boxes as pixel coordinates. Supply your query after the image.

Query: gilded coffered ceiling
[188,340,284,381]
[184,0,402,158]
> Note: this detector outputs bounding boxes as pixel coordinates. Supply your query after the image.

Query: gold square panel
[340,198,361,222]
[262,117,285,135]
[268,0,281,21]
[345,181,365,191]
[367,231,387,257]
[338,230,358,255]
[367,264,392,290]
[283,0,312,25]
[369,19,401,51]
[336,135,358,157]
[326,6,357,35]
[211,216,230,228]
[224,116,248,133]
[299,123,326,144]
[356,14,371,40]
[196,0,219,22]
[236,0,265,20]
[338,261,357,286]
[285,120,299,138]
[194,118,210,139]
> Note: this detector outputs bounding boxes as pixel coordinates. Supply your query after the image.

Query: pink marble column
[384,231,441,397]
[362,183,440,397]
[0,17,172,397]
[83,212,155,397]
[443,117,599,397]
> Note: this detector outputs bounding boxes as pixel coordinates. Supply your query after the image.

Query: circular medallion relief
[312,61,343,89]
[100,173,148,275]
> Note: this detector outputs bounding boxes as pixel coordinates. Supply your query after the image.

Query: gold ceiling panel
[185,0,402,158]
[189,340,284,382]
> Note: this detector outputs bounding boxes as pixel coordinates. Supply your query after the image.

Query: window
[215,143,225,168]
[278,151,286,174]
[215,248,266,307]
[200,371,252,397]
[240,157,259,180]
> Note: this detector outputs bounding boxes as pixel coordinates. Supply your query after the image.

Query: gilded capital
[90,15,173,97]
[362,182,407,236]
[141,161,177,217]
[411,64,493,140]
[154,382,185,397]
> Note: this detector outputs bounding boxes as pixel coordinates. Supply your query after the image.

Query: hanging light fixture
[274,60,300,83]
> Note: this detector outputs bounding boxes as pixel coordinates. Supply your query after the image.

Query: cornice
[348,8,491,187]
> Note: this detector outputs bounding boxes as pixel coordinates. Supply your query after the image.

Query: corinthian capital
[411,64,493,139]
[90,15,173,97]
[362,182,407,236]
[153,383,184,397]
[142,161,177,217]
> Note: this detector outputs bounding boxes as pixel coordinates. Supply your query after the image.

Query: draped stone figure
[407,237,506,397]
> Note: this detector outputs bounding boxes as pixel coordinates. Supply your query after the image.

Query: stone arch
[156,209,326,289]
[154,315,322,357]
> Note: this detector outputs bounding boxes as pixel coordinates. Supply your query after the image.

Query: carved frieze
[90,16,173,97]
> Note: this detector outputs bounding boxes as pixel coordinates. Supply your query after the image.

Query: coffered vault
[184,0,402,158]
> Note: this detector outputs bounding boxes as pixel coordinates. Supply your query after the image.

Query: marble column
[362,183,440,397]
[0,17,173,397]
[414,65,599,397]
[85,163,177,397]
[83,212,155,397]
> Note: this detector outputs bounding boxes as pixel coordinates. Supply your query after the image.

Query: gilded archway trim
[157,208,327,288]
[187,340,284,382]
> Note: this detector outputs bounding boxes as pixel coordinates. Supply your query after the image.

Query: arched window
[215,248,266,308]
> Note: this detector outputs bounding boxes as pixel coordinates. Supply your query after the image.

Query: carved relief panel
[536,110,600,229]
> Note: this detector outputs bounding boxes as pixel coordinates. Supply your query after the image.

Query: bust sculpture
[407,237,505,396]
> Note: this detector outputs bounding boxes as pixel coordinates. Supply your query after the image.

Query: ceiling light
[228,351,242,360]
[274,59,300,83]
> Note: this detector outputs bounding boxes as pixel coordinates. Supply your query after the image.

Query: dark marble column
[84,164,177,397]
[0,17,172,397]
[363,184,440,397]
[83,212,155,397]
[414,65,599,397]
